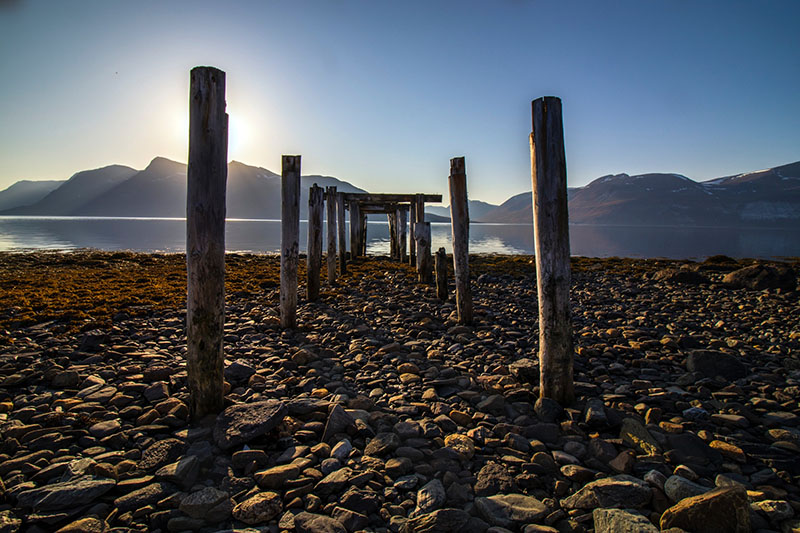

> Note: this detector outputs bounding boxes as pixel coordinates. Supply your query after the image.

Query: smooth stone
[213,400,287,450]
[364,432,400,457]
[412,479,446,517]
[314,467,354,497]
[114,481,174,512]
[660,486,750,532]
[685,350,747,380]
[254,464,299,489]
[322,404,355,443]
[560,475,651,509]
[54,517,108,532]
[294,511,347,533]
[232,491,283,525]
[475,494,548,528]
[593,508,658,533]
[664,475,711,503]
[16,475,116,511]
[401,508,471,533]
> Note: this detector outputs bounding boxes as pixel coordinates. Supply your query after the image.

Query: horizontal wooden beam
[341,193,442,203]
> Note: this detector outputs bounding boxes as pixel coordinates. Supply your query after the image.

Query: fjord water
[0,216,798,259]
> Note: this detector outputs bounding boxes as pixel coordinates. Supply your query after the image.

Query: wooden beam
[306,184,323,301]
[342,193,442,203]
[280,155,301,329]
[186,66,227,419]
[531,96,574,405]
[449,157,473,325]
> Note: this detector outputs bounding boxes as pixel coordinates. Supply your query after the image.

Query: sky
[1,1,798,205]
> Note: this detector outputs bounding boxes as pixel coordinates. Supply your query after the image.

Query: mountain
[0,157,366,219]
[0,180,65,211]
[4,165,137,215]
[481,161,800,227]
[425,200,498,221]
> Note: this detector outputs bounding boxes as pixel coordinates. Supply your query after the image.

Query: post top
[191,66,226,76]
[531,97,563,130]
[450,157,466,175]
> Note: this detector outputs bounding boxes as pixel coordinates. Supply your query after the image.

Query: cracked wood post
[409,201,417,265]
[449,156,473,325]
[280,155,301,329]
[326,186,337,284]
[337,192,347,274]
[413,194,426,271]
[398,207,408,263]
[349,201,361,260]
[360,212,367,256]
[306,184,323,302]
[388,211,398,260]
[531,96,574,405]
[186,66,228,419]
[435,247,448,301]
[415,221,432,284]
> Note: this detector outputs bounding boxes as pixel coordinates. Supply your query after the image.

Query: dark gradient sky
[1,0,798,204]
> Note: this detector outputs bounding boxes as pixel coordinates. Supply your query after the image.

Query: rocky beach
[1,251,799,533]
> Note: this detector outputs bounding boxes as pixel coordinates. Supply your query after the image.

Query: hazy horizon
[2,1,799,205]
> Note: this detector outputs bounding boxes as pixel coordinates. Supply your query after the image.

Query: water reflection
[0,217,798,259]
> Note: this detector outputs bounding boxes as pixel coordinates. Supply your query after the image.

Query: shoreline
[1,252,799,532]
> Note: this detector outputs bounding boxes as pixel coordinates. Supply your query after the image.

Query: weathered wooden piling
[409,202,417,265]
[388,211,398,259]
[306,184,323,301]
[360,212,367,256]
[435,247,448,301]
[449,157,473,325]
[186,66,227,419]
[337,193,347,274]
[349,201,361,260]
[326,186,337,284]
[280,155,301,329]
[415,221,432,283]
[398,208,408,263]
[531,96,574,405]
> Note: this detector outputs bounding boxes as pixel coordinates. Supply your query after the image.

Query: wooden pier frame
[280,155,301,329]
[531,96,574,405]
[186,66,228,419]
[449,157,473,325]
[306,184,323,301]
[326,186,337,284]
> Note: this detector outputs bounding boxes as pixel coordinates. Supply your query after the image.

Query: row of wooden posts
[186,66,573,419]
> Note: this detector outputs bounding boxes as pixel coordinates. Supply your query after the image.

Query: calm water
[0,216,798,259]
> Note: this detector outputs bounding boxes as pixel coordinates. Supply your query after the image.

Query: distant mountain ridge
[1,157,366,219]
[479,161,800,227]
[0,180,65,211]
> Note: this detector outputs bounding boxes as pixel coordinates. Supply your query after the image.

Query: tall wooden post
[360,212,367,256]
[326,186,337,284]
[415,222,432,284]
[280,155,301,328]
[349,201,361,260]
[337,193,347,274]
[409,202,417,265]
[388,212,398,260]
[449,157,473,325]
[307,184,323,301]
[398,207,408,263]
[531,96,573,405]
[186,66,227,419]
[435,247,448,301]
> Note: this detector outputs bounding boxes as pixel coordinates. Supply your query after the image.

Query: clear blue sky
[1,0,798,205]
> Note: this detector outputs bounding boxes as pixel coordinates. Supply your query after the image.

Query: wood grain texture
[531,96,574,405]
[415,221,432,284]
[435,247,448,301]
[398,208,408,263]
[326,186,337,284]
[280,155,301,329]
[337,192,347,275]
[449,157,473,325]
[306,184,323,301]
[186,66,227,419]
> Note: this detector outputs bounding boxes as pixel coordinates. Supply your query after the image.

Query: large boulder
[660,486,750,532]
[722,264,796,291]
[686,350,748,381]
[213,400,287,450]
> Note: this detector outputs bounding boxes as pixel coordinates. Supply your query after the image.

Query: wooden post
[360,212,367,256]
[307,184,323,301]
[435,247,448,301]
[349,201,360,260]
[531,96,573,405]
[415,221,432,284]
[337,193,347,274]
[409,202,417,265]
[398,207,408,263]
[280,155,301,329]
[388,212,398,260]
[326,186,337,284]
[186,66,227,419]
[449,157,473,325]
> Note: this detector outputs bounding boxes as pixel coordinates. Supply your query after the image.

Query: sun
[227,111,249,161]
